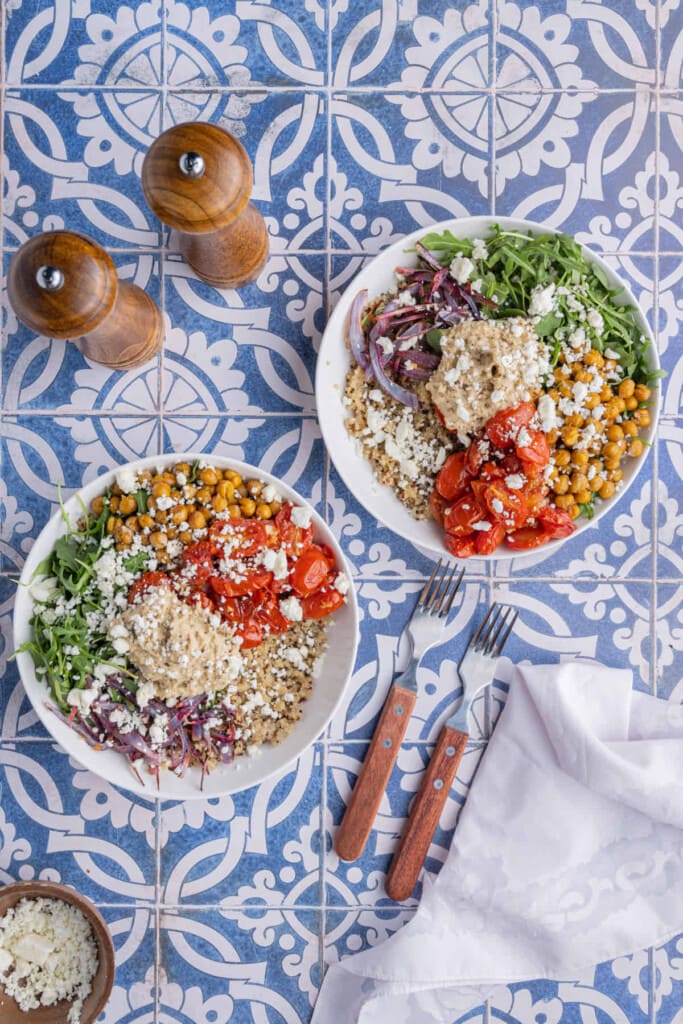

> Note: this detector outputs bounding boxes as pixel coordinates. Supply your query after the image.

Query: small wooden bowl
[0,881,115,1024]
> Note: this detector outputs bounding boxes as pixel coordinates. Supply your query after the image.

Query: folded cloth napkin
[313,660,683,1023]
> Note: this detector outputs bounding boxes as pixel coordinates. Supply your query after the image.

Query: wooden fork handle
[335,684,417,862]
[385,724,469,901]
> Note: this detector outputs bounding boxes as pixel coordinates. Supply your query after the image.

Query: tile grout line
[489,0,497,219]
[2,82,671,95]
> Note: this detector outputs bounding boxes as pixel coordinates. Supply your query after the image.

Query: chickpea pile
[545,349,652,520]
[90,463,283,564]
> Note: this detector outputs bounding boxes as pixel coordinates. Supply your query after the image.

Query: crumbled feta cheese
[528,282,556,317]
[537,393,558,432]
[30,576,59,604]
[279,596,303,622]
[116,466,138,494]
[449,255,474,284]
[66,687,98,714]
[333,572,350,595]
[587,309,604,335]
[505,474,525,490]
[471,238,488,260]
[291,505,313,528]
[472,521,491,531]
[136,680,156,708]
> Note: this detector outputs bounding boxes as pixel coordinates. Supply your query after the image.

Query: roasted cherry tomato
[184,590,216,612]
[524,477,549,514]
[444,533,477,558]
[505,526,550,550]
[465,438,490,476]
[483,483,529,531]
[317,544,338,570]
[290,545,331,597]
[276,504,314,558]
[516,428,550,467]
[180,540,216,586]
[429,489,448,526]
[436,452,471,501]
[473,521,506,555]
[251,591,290,635]
[213,593,244,623]
[209,519,268,559]
[127,570,174,604]
[537,505,576,538]
[485,402,535,449]
[210,569,274,599]
[478,461,506,482]
[300,587,344,619]
[234,619,264,648]
[444,493,486,536]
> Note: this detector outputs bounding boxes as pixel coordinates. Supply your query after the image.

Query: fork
[335,561,465,863]
[385,603,518,901]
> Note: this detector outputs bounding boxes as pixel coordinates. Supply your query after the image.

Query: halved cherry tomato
[180,540,216,586]
[485,402,535,449]
[184,591,216,613]
[537,505,576,538]
[429,489,448,526]
[473,522,506,555]
[516,428,550,467]
[251,591,290,635]
[444,533,477,558]
[209,519,268,559]
[301,588,344,619]
[317,544,338,570]
[505,526,550,550]
[499,452,524,475]
[524,477,549,514]
[276,504,314,558]
[478,461,506,482]
[210,569,274,598]
[444,493,486,536]
[128,570,174,604]
[213,593,244,623]
[436,452,471,501]
[234,619,264,648]
[290,545,331,597]
[483,483,529,531]
[465,438,490,476]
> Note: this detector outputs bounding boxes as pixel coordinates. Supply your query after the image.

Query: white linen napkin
[314,661,683,1023]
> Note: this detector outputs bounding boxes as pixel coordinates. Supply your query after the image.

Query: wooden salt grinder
[141,121,269,289]
[7,230,164,369]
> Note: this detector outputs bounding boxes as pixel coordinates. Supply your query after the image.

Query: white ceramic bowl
[14,453,359,800]
[316,216,660,560]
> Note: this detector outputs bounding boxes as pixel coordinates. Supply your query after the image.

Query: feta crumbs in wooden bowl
[0,881,114,1024]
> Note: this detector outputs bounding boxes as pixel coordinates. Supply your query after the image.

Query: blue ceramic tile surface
[0,1,680,1021]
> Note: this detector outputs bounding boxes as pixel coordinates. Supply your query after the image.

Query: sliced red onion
[395,349,440,369]
[369,340,419,409]
[415,241,444,272]
[401,366,433,381]
[348,289,369,369]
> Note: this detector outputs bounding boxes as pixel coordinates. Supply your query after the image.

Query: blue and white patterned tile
[160,907,321,1023]
[495,91,657,252]
[159,745,323,907]
[655,584,683,701]
[3,88,161,249]
[98,905,156,1024]
[0,414,160,572]
[325,739,485,909]
[331,1,490,90]
[653,936,683,1021]
[0,740,156,902]
[330,92,490,253]
[1,252,162,413]
[163,89,328,252]
[656,424,683,582]
[661,8,683,89]
[658,257,683,416]
[0,574,52,741]
[329,578,489,742]
[162,253,324,416]
[495,0,657,91]
[324,906,414,965]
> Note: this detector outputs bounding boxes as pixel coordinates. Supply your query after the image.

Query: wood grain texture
[335,683,417,863]
[385,724,469,901]
[142,122,269,290]
[7,231,164,369]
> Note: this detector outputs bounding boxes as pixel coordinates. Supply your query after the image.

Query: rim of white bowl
[315,215,660,562]
[13,453,359,800]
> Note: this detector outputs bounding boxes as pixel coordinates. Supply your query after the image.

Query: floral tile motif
[654,584,683,701]
[656,424,683,583]
[160,908,322,1023]
[0,740,157,902]
[98,905,157,1024]
[658,257,683,416]
[158,746,323,907]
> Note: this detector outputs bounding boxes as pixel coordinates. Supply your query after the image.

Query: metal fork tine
[477,604,503,652]
[418,559,441,608]
[494,609,518,657]
[434,562,458,615]
[443,566,466,616]
[469,603,495,649]
[485,605,510,654]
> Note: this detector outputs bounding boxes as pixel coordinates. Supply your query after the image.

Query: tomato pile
[127,503,345,648]
[431,402,576,557]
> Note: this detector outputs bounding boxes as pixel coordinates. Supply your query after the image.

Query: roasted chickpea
[547,428,560,446]
[590,475,605,493]
[600,385,614,403]
[561,426,579,447]
[106,515,118,534]
[116,526,134,546]
[622,420,638,438]
[633,408,651,427]
[624,396,638,412]
[573,368,592,384]
[199,467,219,486]
[628,438,645,457]
[161,471,177,486]
[138,513,154,530]
[227,503,241,519]
[188,511,207,530]
[575,488,592,505]
[256,502,273,519]
[217,480,235,500]
[618,379,635,399]
[634,384,651,402]
[119,494,137,515]
[570,472,589,494]
[571,450,589,468]
[125,516,139,532]
[91,496,105,515]
[603,457,621,472]
[554,475,570,495]
[270,501,282,516]
[183,484,198,500]
[584,349,604,367]
[569,504,581,520]
[152,481,171,499]
[603,399,622,420]
[166,526,177,540]
[548,388,561,403]
[178,529,192,545]
[559,382,573,399]
[599,481,616,500]
[225,470,243,486]
[212,494,228,513]
[146,496,157,512]
[109,496,120,513]
[566,412,584,428]
[554,449,571,468]
[196,487,213,504]
[603,441,624,461]
[555,494,575,511]
[149,531,168,548]
[584,393,601,410]
[111,483,122,496]
[240,498,256,517]
[174,462,191,476]
[608,468,624,483]
[137,471,153,486]
[169,505,188,524]
[246,479,263,497]
[606,424,624,442]
[155,550,171,566]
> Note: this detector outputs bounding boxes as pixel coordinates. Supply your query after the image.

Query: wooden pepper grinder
[141,121,269,289]
[7,230,164,369]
